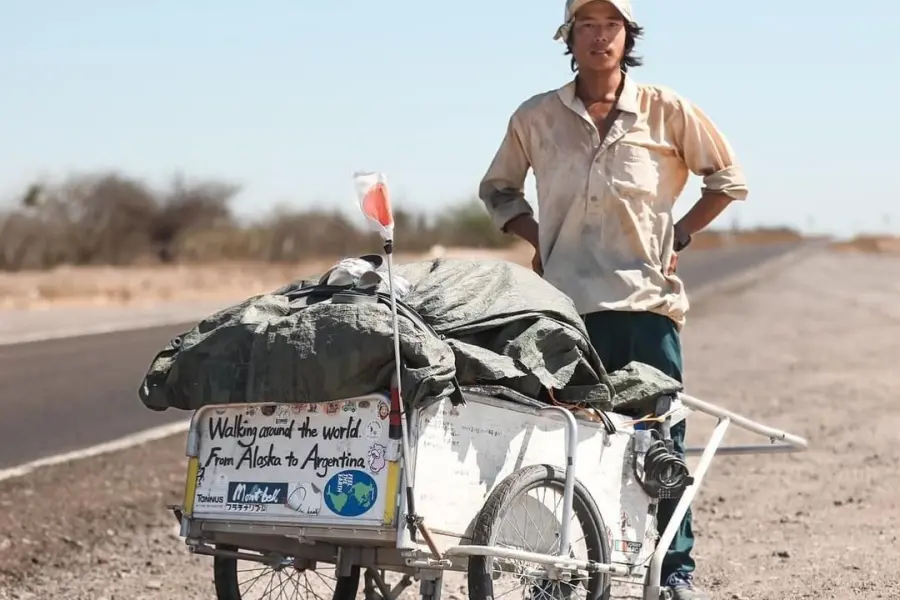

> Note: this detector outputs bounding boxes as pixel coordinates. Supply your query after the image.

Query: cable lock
[632,428,693,499]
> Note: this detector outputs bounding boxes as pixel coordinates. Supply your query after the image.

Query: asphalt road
[0,241,806,469]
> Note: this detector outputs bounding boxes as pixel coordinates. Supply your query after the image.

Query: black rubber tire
[467,464,612,600]
[212,544,361,600]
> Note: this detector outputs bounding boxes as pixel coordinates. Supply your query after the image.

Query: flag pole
[353,172,441,556]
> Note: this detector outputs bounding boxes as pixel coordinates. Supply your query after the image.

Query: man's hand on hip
[503,215,542,276]
[532,249,543,276]
[667,252,678,275]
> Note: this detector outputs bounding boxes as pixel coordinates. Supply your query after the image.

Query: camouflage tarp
[138,256,681,414]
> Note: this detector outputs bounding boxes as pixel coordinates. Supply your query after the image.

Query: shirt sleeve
[478,113,535,231]
[669,97,749,201]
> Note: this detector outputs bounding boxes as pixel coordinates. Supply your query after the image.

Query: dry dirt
[0,249,898,600]
[0,230,804,310]
[0,246,532,311]
[830,235,900,255]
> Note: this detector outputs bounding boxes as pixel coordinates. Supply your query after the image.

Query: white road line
[0,420,190,483]
[0,243,821,485]
[0,308,234,347]
[0,318,193,346]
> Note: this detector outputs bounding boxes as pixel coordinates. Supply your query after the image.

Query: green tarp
[138,256,681,415]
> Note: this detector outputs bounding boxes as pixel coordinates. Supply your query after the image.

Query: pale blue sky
[2,1,897,236]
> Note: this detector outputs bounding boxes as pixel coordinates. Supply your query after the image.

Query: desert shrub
[0,171,517,271]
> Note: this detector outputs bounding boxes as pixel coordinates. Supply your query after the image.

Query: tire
[213,544,361,600]
[467,464,612,600]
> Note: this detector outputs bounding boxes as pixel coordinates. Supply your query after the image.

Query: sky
[2,0,898,237]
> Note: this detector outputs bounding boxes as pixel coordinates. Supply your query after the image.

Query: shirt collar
[556,71,639,115]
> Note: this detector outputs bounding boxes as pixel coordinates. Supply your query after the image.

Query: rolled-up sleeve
[670,98,749,201]
[478,113,534,231]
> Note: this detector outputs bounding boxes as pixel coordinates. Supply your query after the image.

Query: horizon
[2,0,897,238]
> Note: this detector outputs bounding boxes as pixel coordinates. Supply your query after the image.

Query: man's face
[569,1,627,72]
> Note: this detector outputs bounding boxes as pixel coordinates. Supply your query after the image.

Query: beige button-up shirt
[479,74,748,329]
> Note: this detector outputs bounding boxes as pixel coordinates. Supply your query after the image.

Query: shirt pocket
[609,142,660,200]
[603,141,665,263]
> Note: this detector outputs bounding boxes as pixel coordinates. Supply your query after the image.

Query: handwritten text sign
[191,397,394,527]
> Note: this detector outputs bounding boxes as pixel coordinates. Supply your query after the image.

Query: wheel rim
[232,557,344,600]
[487,484,594,600]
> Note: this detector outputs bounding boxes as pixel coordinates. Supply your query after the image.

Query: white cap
[553,0,635,41]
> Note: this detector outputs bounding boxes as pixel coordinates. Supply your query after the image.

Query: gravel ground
[0,249,898,600]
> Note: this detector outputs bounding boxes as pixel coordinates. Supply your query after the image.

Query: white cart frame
[172,389,807,600]
[637,393,808,599]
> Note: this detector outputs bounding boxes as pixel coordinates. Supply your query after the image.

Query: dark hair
[565,21,644,72]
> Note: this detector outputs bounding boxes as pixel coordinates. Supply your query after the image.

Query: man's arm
[504,214,540,250]
[478,113,538,250]
[669,98,749,241]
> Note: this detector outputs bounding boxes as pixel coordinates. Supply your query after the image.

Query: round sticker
[365,420,383,440]
[377,402,390,420]
[323,470,378,517]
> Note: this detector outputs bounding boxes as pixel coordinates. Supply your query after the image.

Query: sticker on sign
[228,481,288,504]
[190,397,395,527]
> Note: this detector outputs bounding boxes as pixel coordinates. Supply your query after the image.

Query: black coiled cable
[635,429,692,499]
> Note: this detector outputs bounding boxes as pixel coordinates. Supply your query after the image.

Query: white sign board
[190,395,396,527]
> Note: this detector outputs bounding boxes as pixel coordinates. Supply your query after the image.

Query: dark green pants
[583,310,695,583]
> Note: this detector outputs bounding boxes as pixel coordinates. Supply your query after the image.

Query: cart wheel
[467,464,611,600]
[212,545,360,600]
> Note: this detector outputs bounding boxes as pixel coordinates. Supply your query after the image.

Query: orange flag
[353,171,395,241]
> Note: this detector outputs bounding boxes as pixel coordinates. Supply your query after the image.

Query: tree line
[0,171,514,271]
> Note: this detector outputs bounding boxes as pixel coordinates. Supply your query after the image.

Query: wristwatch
[673,225,692,252]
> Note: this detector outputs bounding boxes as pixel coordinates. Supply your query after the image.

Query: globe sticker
[324,469,378,517]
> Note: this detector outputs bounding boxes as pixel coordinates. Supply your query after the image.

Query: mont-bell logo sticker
[227,482,288,504]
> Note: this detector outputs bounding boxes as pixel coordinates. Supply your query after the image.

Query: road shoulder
[1,250,899,599]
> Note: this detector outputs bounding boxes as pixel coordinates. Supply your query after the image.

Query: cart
[170,384,808,600]
[168,171,808,600]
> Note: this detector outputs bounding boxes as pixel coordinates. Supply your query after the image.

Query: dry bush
[0,172,238,270]
[0,171,518,272]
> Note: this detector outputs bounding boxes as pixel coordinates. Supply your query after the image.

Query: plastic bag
[352,171,394,241]
[320,255,385,286]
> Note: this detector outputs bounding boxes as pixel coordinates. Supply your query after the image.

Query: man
[478,1,748,598]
